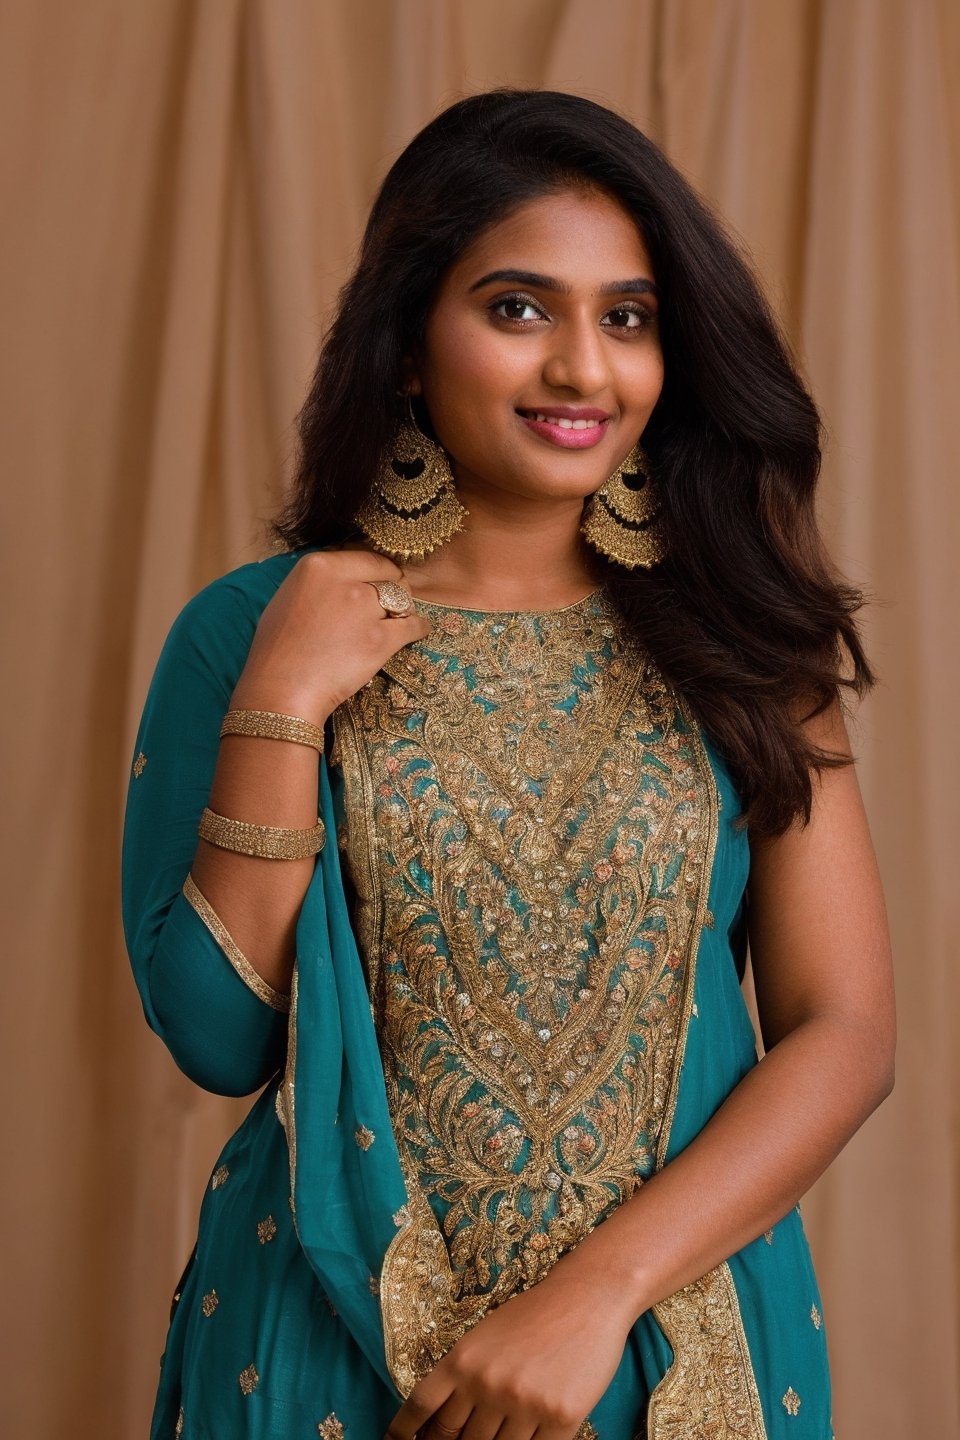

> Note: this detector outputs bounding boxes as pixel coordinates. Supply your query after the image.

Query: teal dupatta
[123,549,833,1439]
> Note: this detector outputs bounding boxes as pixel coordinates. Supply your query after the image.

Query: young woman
[122,88,895,1440]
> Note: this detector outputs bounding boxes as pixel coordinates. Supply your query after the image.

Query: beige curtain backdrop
[2,2,957,1435]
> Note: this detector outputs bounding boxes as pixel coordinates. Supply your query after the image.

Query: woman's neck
[399,490,604,610]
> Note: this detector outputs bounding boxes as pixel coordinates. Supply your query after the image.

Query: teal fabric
[122,549,833,1439]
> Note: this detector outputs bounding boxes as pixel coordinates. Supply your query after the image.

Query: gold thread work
[331,592,723,1398]
[183,873,291,1012]
[238,1364,259,1395]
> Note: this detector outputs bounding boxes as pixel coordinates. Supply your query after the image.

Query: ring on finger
[368,580,415,617]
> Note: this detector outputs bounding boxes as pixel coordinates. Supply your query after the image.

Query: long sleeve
[121,552,304,1096]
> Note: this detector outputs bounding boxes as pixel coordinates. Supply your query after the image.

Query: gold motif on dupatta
[647,1264,767,1438]
[332,592,732,1402]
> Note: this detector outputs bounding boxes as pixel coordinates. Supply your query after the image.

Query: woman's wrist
[228,675,336,731]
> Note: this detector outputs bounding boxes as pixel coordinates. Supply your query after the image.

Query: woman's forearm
[188,726,323,996]
[561,1012,894,1321]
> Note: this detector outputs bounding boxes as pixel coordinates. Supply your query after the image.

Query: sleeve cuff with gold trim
[182,873,291,1013]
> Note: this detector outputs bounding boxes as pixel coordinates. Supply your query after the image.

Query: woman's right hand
[228,548,432,725]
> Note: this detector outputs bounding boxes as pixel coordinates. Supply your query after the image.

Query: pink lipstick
[516,406,612,450]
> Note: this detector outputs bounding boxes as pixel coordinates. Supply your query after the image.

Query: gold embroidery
[282,965,299,1233]
[211,1165,229,1190]
[782,1387,801,1416]
[691,1003,699,1018]
[368,1272,380,1296]
[201,1289,218,1317]
[175,1406,184,1436]
[133,751,147,778]
[764,1229,774,1244]
[239,1363,259,1394]
[182,873,291,1013]
[354,1124,375,1150]
[648,1264,767,1438]
[317,1417,344,1440]
[811,1302,822,1329]
[334,592,719,1394]
[257,1215,277,1244]
[275,1086,286,1127]
[636,721,765,1437]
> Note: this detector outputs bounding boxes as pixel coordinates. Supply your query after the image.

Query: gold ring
[369,581,415,617]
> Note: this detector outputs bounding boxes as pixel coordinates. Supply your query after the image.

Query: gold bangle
[220,709,325,751]
[198,806,326,859]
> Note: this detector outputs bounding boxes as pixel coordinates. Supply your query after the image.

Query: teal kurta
[122,547,833,1439]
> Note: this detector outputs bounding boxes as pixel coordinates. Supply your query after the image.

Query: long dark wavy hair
[273,87,874,837]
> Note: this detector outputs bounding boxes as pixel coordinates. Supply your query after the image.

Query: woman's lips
[516,410,612,449]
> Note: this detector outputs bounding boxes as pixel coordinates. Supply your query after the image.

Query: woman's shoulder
[156,546,320,673]
[173,545,318,628]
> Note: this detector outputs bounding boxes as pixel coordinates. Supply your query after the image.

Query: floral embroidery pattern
[239,1364,259,1395]
[210,1165,229,1190]
[133,751,147,778]
[317,1417,344,1440]
[334,591,716,1391]
[354,1125,375,1150]
[201,1289,218,1317]
[782,1386,801,1416]
[257,1215,277,1244]
[811,1302,822,1329]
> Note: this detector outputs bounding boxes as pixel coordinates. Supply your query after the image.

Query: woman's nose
[540,319,610,397]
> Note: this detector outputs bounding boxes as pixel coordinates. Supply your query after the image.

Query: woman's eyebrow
[468,268,659,298]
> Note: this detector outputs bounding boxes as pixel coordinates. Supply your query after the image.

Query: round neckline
[411,584,607,617]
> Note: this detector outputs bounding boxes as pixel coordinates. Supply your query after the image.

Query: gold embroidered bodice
[329,586,713,1311]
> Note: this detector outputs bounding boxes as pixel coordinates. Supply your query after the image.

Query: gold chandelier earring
[355,395,468,562]
[580,441,666,569]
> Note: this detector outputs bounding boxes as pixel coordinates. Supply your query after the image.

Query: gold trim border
[182,873,291,1013]
[647,718,767,1440]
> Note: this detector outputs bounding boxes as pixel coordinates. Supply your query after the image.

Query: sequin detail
[239,1364,259,1394]
[811,1302,822,1329]
[210,1165,229,1190]
[317,1417,344,1440]
[354,1125,375,1150]
[133,751,147,778]
[183,873,291,1012]
[201,1289,218,1317]
[333,591,722,1396]
[257,1215,277,1244]
[782,1387,801,1416]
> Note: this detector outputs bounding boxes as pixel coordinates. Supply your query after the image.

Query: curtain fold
[1,3,955,1435]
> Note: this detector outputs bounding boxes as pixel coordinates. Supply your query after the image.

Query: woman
[122,89,895,1440]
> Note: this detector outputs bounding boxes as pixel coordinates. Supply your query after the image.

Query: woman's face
[412,186,664,507]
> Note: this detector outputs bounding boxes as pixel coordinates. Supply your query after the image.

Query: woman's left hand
[384,1249,636,1440]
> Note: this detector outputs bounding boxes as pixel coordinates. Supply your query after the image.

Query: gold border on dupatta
[646,715,767,1440]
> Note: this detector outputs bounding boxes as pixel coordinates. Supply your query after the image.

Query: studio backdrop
[1,2,957,1436]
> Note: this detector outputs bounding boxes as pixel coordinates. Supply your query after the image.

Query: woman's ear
[399,351,423,396]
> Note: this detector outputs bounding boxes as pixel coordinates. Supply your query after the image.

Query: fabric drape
[2,3,957,1436]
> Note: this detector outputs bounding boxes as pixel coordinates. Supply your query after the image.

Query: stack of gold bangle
[204,709,327,859]
[199,807,326,860]
[219,708,325,751]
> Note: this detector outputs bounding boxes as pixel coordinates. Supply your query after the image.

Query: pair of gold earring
[354,397,666,569]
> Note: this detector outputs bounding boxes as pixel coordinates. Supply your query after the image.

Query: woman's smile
[516,406,613,449]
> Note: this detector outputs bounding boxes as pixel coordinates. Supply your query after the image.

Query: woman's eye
[602,305,652,330]
[490,296,545,322]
